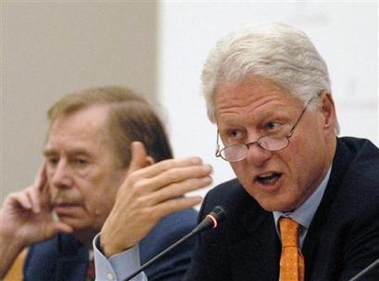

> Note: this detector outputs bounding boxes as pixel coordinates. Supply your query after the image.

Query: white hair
[202,22,333,125]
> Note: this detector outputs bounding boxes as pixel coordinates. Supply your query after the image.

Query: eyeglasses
[215,96,316,162]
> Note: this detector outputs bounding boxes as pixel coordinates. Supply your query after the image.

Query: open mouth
[256,172,282,185]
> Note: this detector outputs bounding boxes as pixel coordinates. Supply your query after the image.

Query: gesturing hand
[100,141,212,257]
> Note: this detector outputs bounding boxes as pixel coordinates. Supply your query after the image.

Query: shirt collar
[273,165,332,230]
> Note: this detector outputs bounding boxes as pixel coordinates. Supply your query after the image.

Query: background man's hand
[0,163,73,248]
[100,141,212,257]
[0,164,73,277]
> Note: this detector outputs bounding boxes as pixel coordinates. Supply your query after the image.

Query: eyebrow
[43,148,56,157]
[43,148,91,158]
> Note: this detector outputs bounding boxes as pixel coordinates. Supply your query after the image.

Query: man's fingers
[7,191,33,211]
[37,221,72,243]
[131,173,211,208]
[143,176,211,206]
[132,156,205,180]
[127,142,154,174]
[29,163,50,213]
[26,187,42,213]
[132,196,203,225]
[160,196,203,215]
[34,163,48,191]
[53,222,74,234]
[129,162,212,195]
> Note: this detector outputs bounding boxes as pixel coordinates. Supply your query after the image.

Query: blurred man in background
[0,86,212,281]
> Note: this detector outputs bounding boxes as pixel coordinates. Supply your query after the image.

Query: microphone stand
[123,206,226,281]
[123,227,199,281]
[348,257,379,281]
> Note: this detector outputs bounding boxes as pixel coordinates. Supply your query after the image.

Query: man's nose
[245,139,273,166]
[50,161,73,189]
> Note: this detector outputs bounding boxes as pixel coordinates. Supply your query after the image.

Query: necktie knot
[279,217,300,247]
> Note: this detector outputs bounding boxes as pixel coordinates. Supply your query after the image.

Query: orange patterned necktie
[279,217,305,281]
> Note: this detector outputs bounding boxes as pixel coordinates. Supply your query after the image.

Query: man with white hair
[92,23,379,280]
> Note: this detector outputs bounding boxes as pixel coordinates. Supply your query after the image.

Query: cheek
[286,138,312,174]
[82,190,115,223]
[287,135,327,190]
[47,181,59,198]
[89,176,121,210]
[230,162,251,186]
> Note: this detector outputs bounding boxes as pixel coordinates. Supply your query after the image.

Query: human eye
[46,155,59,167]
[225,128,244,142]
[76,158,88,165]
[263,121,283,134]
[72,156,90,168]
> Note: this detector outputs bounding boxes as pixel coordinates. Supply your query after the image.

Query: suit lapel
[302,138,351,278]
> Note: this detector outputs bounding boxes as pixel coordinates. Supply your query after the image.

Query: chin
[58,217,90,230]
[256,197,296,213]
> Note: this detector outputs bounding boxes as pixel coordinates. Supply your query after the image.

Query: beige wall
[1,2,158,202]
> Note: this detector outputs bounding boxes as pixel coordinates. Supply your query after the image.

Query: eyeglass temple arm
[215,130,221,157]
[287,95,317,138]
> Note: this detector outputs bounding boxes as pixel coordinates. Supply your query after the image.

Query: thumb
[127,141,154,175]
[54,222,74,234]
[39,220,73,242]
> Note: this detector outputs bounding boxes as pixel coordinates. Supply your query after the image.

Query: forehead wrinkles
[214,76,304,126]
[215,87,285,126]
[217,77,269,103]
[48,121,108,148]
[46,114,112,158]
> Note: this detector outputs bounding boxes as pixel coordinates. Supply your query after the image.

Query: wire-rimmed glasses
[215,96,316,162]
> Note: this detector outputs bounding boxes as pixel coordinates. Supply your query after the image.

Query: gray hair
[201,22,332,123]
[47,86,173,168]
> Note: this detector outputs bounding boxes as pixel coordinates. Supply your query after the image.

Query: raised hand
[0,163,73,277]
[100,141,212,257]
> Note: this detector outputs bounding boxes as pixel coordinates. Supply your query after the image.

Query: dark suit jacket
[23,208,198,281]
[184,137,379,281]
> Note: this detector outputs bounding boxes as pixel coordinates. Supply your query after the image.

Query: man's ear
[318,90,337,134]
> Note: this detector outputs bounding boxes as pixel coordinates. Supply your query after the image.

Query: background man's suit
[24,208,198,281]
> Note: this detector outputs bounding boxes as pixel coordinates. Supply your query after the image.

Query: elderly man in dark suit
[0,86,212,281]
[183,22,379,281]
[94,23,379,281]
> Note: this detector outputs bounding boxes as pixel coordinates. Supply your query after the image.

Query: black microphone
[123,206,227,281]
[348,257,379,281]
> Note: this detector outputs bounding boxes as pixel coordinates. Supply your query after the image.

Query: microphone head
[207,206,227,229]
[190,205,227,234]
[210,206,227,222]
